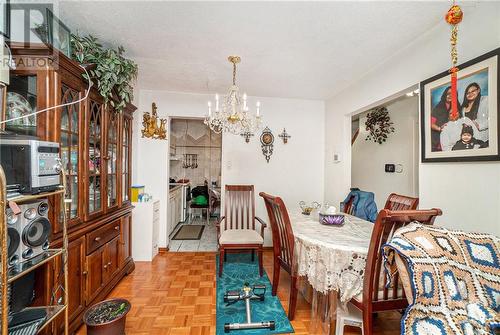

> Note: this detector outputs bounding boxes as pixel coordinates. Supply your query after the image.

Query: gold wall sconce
[141,102,167,140]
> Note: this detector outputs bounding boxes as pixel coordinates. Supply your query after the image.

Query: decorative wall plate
[260,127,274,163]
[6,92,36,126]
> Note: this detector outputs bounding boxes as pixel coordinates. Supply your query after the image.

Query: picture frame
[420,47,500,162]
[46,8,71,57]
[0,83,6,130]
[0,0,10,39]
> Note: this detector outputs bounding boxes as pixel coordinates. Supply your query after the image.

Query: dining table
[289,210,374,334]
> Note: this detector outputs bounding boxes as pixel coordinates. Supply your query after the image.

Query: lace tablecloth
[290,211,374,302]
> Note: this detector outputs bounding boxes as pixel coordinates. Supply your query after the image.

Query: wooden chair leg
[258,247,263,277]
[362,309,373,335]
[288,275,298,321]
[272,257,280,296]
[251,250,255,262]
[219,249,224,277]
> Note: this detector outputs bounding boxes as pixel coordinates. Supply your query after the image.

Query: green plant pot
[84,298,131,335]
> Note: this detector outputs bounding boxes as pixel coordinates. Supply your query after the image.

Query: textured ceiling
[58,1,469,100]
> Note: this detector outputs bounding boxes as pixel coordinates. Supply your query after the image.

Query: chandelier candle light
[205,56,262,135]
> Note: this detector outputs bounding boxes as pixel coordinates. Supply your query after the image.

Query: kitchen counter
[169,184,183,193]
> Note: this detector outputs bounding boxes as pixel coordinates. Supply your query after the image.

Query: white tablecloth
[290,211,374,302]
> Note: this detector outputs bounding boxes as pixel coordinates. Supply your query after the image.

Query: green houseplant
[71,34,138,112]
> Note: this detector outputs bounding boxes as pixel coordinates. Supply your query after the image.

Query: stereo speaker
[7,199,51,267]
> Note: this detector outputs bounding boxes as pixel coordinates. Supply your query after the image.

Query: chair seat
[352,287,404,303]
[219,229,263,245]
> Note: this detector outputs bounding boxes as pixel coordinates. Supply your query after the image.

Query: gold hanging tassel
[445,4,463,121]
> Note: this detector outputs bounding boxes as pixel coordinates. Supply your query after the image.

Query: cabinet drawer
[87,220,120,254]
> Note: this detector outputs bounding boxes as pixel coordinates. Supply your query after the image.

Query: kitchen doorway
[351,92,419,210]
[168,118,222,251]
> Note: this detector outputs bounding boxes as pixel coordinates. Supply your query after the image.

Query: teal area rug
[216,253,294,335]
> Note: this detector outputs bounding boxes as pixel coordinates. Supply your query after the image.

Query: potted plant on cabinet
[83,298,131,335]
[70,34,138,113]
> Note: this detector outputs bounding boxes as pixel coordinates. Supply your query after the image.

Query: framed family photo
[420,47,500,162]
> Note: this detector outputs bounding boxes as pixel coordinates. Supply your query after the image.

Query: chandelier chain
[233,62,237,85]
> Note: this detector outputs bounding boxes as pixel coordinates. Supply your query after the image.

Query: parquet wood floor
[76,251,402,335]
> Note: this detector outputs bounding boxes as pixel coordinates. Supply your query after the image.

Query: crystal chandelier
[204,56,262,135]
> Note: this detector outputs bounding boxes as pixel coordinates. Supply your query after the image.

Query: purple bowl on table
[319,213,345,226]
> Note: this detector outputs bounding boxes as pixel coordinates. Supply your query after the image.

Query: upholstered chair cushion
[219,229,264,245]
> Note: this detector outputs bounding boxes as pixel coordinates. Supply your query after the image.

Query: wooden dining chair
[383,193,419,211]
[217,185,267,277]
[259,192,298,320]
[342,196,355,215]
[348,208,442,335]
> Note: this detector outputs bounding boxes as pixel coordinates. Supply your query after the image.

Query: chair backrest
[384,193,419,211]
[343,196,355,215]
[363,209,442,309]
[259,192,295,274]
[208,188,220,216]
[223,185,256,231]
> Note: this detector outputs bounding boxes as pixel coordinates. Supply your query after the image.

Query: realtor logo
[7,2,64,70]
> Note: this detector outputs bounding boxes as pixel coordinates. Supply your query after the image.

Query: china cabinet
[105,108,119,210]
[5,43,136,334]
[86,92,105,220]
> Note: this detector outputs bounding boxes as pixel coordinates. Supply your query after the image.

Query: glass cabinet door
[5,74,38,136]
[106,110,118,209]
[88,99,104,216]
[59,84,81,223]
[121,115,132,203]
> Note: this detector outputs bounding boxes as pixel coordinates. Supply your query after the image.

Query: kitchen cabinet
[168,187,182,236]
[86,235,120,303]
[131,201,159,261]
[51,236,86,334]
[85,244,104,303]
[119,214,132,267]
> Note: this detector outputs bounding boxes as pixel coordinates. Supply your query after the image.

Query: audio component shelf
[6,188,65,204]
[0,168,69,335]
[34,305,67,334]
[7,249,63,283]
[8,305,67,335]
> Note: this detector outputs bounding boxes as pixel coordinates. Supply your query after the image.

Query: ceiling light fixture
[405,89,420,97]
[204,56,262,135]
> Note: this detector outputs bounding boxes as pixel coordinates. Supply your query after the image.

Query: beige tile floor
[169,218,218,252]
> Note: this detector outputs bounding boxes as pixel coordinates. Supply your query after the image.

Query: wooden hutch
[6,43,135,334]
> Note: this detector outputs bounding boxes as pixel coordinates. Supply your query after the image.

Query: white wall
[325,2,500,235]
[351,96,419,210]
[133,91,325,247]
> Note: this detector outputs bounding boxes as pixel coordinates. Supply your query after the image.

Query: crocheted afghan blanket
[382,223,500,335]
